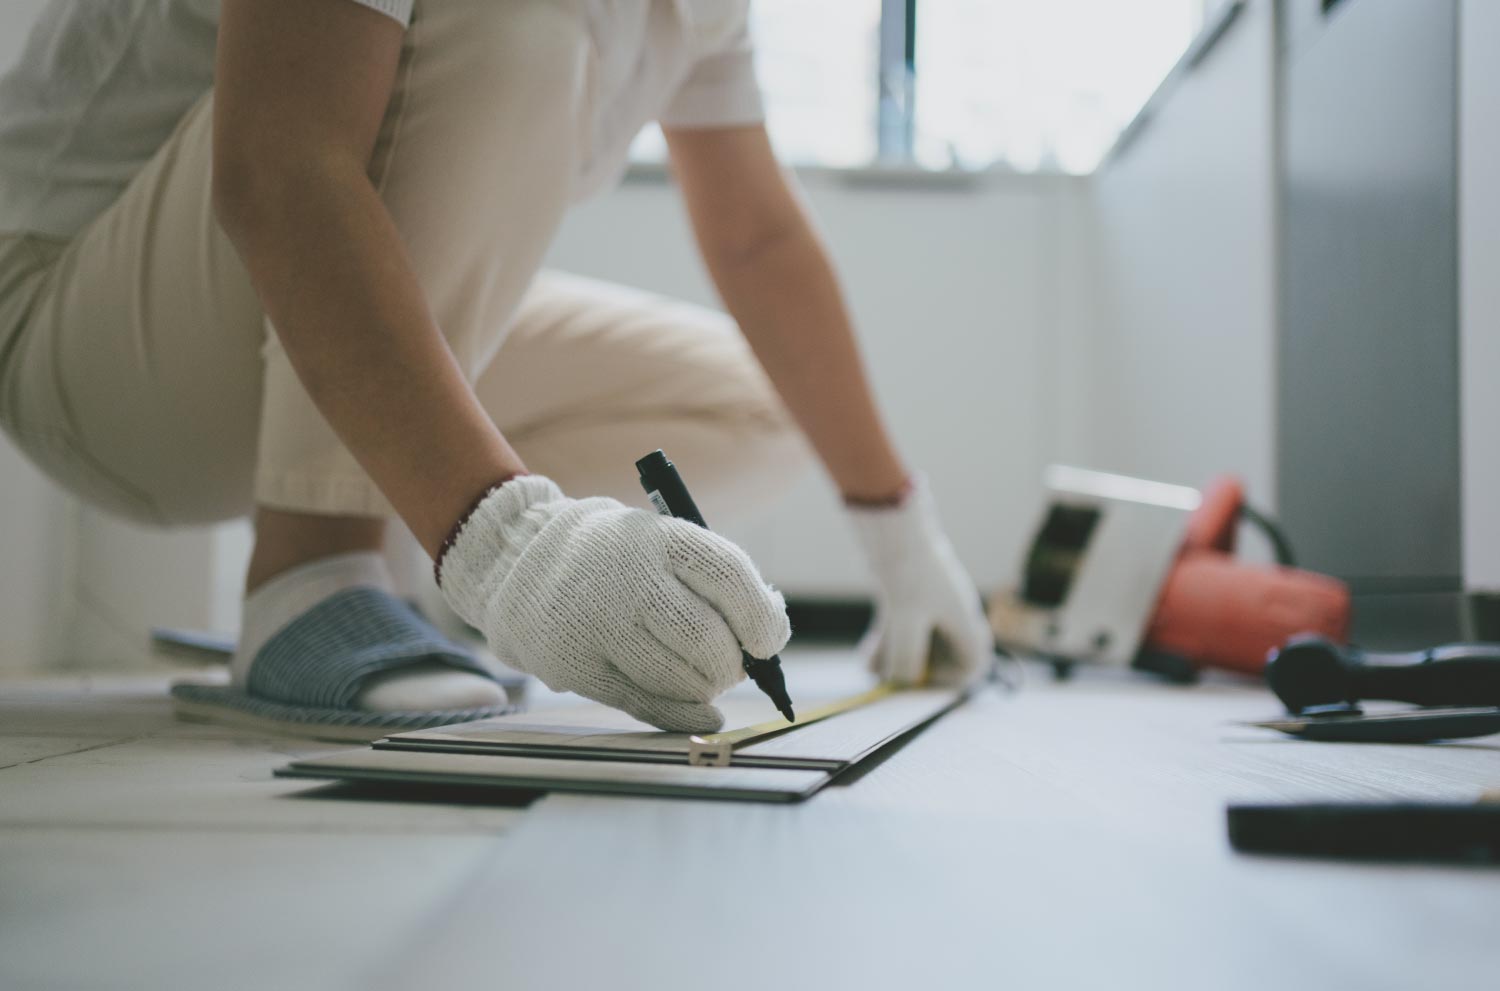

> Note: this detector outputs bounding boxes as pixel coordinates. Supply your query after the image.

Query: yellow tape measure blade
[686,683,898,766]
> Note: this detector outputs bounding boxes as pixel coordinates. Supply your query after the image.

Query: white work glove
[847,475,992,686]
[438,475,789,733]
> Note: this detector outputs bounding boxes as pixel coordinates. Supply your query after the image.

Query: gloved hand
[438,475,789,732]
[847,475,992,686]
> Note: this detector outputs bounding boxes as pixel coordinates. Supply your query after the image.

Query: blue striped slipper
[171,587,522,742]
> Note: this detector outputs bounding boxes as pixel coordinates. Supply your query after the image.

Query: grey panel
[1344,592,1466,650]
[1278,0,1334,57]
[1277,0,1459,602]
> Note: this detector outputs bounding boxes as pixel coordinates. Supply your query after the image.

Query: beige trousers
[0,0,800,530]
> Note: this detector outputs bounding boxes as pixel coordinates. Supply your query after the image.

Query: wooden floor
[3,652,1498,990]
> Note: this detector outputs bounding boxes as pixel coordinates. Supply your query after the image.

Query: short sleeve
[659,23,764,129]
[348,0,413,27]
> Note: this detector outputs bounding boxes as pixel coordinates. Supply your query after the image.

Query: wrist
[840,473,915,510]
[432,472,530,586]
[434,473,571,626]
[845,472,937,570]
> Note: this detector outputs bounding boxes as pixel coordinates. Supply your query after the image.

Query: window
[634,0,1210,175]
[913,0,1208,172]
[630,0,880,167]
[751,0,883,167]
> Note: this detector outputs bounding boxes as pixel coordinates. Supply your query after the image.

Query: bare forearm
[708,223,908,502]
[217,162,524,553]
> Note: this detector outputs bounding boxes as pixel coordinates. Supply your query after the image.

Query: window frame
[876,0,918,163]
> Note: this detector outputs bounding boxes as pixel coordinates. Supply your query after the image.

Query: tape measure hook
[687,735,733,767]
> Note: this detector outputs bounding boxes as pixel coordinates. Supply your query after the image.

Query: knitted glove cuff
[433,473,528,586]
[842,475,915,509]
[436,474,568,622]
[844,472,940,572]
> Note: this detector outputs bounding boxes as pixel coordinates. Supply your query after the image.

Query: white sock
[234,551,505,712]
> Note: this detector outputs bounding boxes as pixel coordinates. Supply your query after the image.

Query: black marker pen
[636,450,796,723]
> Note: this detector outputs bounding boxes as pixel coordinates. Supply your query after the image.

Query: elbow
[705,219,803,275]
[211,153,274,243]
[212,145,347,242]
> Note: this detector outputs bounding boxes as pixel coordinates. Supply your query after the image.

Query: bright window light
[751,0,883,167]
[634,0,1207,175]
[630,0,880,167]
[914,0,1206,173]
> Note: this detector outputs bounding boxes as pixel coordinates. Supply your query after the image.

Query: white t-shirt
[0,0,763,238]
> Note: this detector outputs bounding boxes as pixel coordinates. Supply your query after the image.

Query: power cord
[1238,503,1297,567]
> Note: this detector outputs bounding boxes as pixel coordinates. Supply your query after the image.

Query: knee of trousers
[659,307,812,506]
[491,276,813,515]
[707,337,801,450]
[719,369,809,493]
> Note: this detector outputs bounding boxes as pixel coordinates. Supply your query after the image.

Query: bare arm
[664,125,908,503]
[213,0,526,554]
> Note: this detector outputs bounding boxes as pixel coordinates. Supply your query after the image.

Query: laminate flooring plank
[0,676,182,738]
[0,828,505,991]
[0,734,532,834]
[378,666,1500,991]
[0,735,121,770]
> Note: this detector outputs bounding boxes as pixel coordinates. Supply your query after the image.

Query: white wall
[0,0,72,674]
[547,170,1089,594]
[1460,0,1500,591]
[0,446,74,674]
[1073,0,1278,518]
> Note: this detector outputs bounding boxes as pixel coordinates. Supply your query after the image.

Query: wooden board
[378,669,960,771]
[277,748,830,803]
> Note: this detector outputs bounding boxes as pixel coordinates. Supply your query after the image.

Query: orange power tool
[1140,476,1350,676]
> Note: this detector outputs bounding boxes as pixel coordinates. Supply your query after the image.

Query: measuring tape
[686,683,897,766]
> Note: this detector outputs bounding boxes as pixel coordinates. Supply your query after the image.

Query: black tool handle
[1267,636,1500,713]
[1228,802,1500,863]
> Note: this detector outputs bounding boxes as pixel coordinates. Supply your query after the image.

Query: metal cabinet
[1277,0,1462,642]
